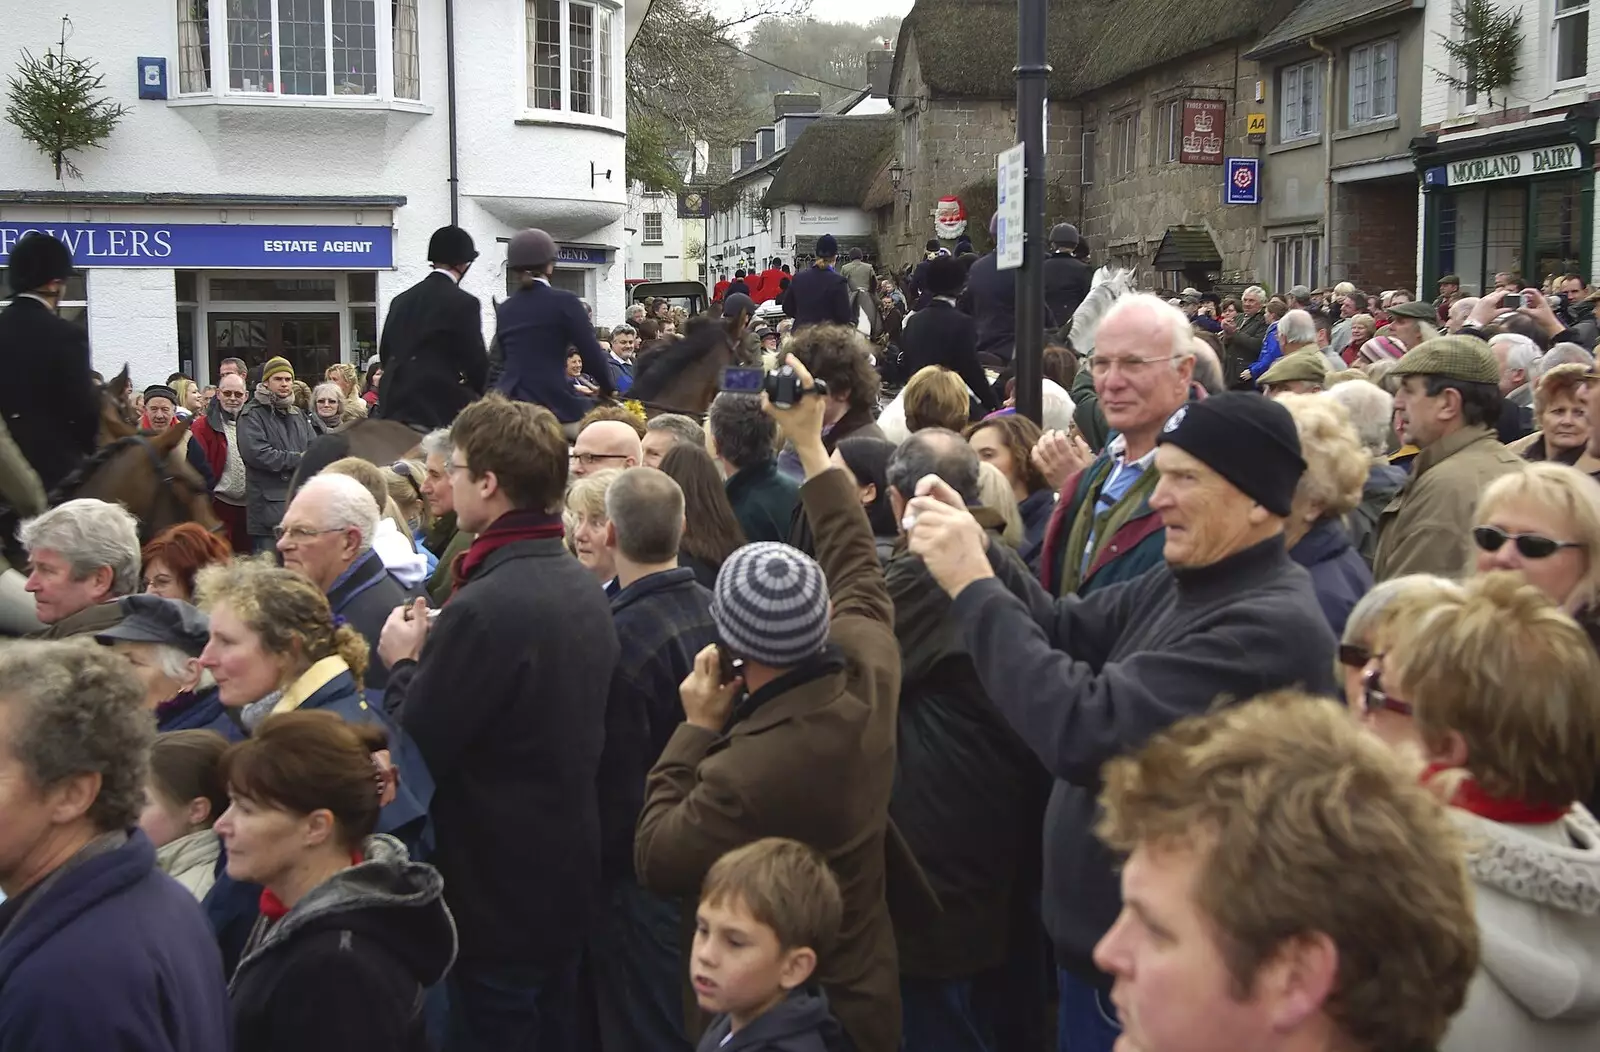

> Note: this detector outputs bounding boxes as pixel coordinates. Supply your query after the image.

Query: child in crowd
[691,838,847,1052]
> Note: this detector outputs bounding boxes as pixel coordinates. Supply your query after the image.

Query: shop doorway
[207,313,341,383]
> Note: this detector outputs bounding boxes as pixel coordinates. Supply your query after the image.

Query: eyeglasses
[1087,354,1182,378]
[442,459,470,476]
[1338,643,1370,670]
[218,389,246,399]
[273,524,345,542]
[1471,524,1584,560]
[1361,667,1413,718]
[569,452,632,467]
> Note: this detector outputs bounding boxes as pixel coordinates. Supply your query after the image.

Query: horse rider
[1043,223,1092,330]
[0,232,101,492]
[492,228,613,437]
[376,225,490,431]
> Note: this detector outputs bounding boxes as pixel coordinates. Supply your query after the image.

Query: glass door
[208,313,341,382]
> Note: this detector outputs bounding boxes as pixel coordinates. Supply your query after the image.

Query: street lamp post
[1013,0,1049,424]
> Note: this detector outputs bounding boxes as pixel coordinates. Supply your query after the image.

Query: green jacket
[725,459,800,544]
[1070,367,1109,454]
[426,528,473,606]
[1373,425,1523,581]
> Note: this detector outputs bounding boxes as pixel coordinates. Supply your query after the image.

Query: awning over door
[1152,226,1222,270]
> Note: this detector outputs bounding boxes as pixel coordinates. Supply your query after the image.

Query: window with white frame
[1,271,88,328]
[1280,60,1322,141]
[643,213,663,245]
[1155,99,1180,163]
[526,0,616,116]
[1112,112,1139,177]
[1348,39,1396,124]
[1271,233,1321,293]
[175,0,419,99]
[642,262,663,281]
[1554,0,1589,85]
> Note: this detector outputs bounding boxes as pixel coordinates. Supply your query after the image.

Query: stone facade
[1075,50,1263,287]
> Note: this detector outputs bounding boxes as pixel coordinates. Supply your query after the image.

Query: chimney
[740,139,757,168]
[773,92,823,120]
[757,127,776,159]
[866,48,894,98]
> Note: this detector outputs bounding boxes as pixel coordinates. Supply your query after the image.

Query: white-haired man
[20,497,141,638]
[1220,285,1268,388]
[1326,381,1404,565]
[1490,332,1540,443]
[278,472,422,691]
[1446,296,1479,333]
[1035,295,1194,597]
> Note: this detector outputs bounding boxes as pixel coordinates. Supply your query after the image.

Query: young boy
[691,838,847,1052]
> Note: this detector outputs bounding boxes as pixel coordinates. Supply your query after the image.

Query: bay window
[526,0,617,117]
[175,0,421,101]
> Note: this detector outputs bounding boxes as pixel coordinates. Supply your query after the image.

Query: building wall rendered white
[1419,0,1599,125]
[1,0,640,373]
[623,186,702,281]
[87,269,180,386]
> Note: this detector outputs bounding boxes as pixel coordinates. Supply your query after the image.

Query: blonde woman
[1472,463,1600,630]
[1275,393,1374,633]
[566,468,623,591]
[1337,574,1464,727]
[194,558,431,844]
[975,460,1023,549]
[1372,573,1600,1052]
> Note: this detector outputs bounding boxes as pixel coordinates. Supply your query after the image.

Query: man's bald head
[571,419,643,478]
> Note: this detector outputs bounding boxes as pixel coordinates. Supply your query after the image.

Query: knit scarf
[452,509,565,591]
[1423,763,1570,825]
[253,384,296,412]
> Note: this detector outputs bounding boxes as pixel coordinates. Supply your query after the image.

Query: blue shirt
[1082,435,1156,572]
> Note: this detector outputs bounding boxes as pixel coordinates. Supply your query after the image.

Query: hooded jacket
[157,828,222,901]
[1441,807,1600,1052]
[0,829,230,1052]
[694,986,850,1052]
[229,834,458,1052]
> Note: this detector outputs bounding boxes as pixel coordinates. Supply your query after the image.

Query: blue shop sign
[556,245,609,265]
[0,223,394,269]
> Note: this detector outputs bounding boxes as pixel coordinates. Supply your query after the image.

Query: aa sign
[1247,113,1267,135]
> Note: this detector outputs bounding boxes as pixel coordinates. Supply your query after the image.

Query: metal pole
[445,0,461,226]
[1013,0,1049,424]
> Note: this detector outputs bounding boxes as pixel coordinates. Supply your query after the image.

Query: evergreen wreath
[1434,0,1524,108]
[5,25,129,180]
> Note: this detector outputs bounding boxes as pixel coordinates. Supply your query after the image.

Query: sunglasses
[1338,643,1369,670]
[1472,524,1584,560]
[1361,667,1413,718]
[391,460,424,499]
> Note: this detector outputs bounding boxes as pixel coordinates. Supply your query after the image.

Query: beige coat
[156,828,221,902]
[1373,425,1523,581]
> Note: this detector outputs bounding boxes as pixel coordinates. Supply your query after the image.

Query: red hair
[142,522,233,598]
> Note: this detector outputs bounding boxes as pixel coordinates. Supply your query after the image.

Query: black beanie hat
[1156,392,1305,517]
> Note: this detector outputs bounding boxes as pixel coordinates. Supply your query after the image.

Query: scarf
[452,509,565,591]
[258,849,365,921]
[1424,763,1570,825]
[254,383,296,412]
[240,689,285,732]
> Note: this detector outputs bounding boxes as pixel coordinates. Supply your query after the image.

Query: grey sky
[708,0,912,30]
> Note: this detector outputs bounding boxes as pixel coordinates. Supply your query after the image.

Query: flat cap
[1387,300,1438,321]
[1260,349,1330,386]
[1390,335,1501,385]
[96,594,210,657]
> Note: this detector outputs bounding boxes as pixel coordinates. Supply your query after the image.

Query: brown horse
[628,319,745,419]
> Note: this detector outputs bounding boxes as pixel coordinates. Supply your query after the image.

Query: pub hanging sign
[1181,99,1226,165]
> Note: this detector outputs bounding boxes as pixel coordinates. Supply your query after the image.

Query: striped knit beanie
[711,542,829,668]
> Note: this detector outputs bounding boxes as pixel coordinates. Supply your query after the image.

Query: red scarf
[258,850,365,921]
[451,509,565,593]
[1423,763,1570,825]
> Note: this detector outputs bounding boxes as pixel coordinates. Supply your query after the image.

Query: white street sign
[996,143,1025,271]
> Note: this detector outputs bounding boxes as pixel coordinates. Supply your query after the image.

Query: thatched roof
[762,115,898,210]
[894,0,1292,100]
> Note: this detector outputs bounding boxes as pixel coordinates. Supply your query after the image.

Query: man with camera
[634,356,915,1052]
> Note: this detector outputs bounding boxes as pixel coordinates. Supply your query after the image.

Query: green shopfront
[1416,114,1594,297]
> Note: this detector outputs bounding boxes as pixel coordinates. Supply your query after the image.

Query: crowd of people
[3,219,1600,1052]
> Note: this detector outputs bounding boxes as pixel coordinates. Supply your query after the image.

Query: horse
[0,366,220,576]
[628,317,745,420]
[1060,267,1138,359]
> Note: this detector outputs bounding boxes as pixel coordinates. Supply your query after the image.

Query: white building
[623,144,708,284]
[1414,0,1599,294]
[706,80,894,285]
[0,0,647,387]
